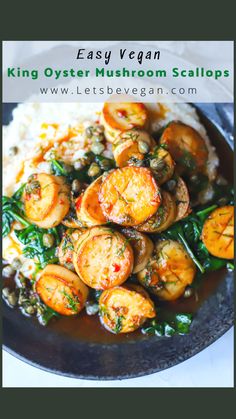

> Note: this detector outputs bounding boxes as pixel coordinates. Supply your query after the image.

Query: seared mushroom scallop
[113,129,155,167]
[99,167,161,226]
[75,176,107,227]
[136,191,176,233]
[120,228,154,273]
[160,121,208,174]
[101,102,148,143]
[201,205,234,259]
[99,284,156,333]
[137,240,196,300]
[24,173,70,228]
[149,147,175,185]
[73,226,134,289]
[36,264,89,315]
[166,176,191,222]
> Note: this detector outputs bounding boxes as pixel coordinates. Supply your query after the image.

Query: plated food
[2,101,234,338]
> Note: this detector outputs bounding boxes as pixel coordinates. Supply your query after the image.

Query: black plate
[2,103,234,380]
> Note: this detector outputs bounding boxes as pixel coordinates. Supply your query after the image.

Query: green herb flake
[61,289,79,313]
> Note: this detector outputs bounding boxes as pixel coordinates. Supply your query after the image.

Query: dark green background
[0,0,235,39]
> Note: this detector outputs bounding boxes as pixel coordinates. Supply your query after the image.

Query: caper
[25,180,41,196]
[166,179,177,192]
[2,265,16,278]
[42,233,55,248]
[36,305,44,316]
[11,258,22,271]
[218,197,228,206]
[216,175,227,186]
[74,160,84,170]
[15,273,27,288]
[72,179,82,194]
[2,287,10,298]
[27,174,36,183]
[150,158,165,170]
[83,153,94,165]
[189,174,199,184]
[8,146,19,156]
[138,140,150,154]
[18,293,28,305]
[63,164,73,173]
[88,163,101,177]
[85,302,99,316]
[99,159,113,170]
[91,142,105,155]
[29,294,38,305]
[65,262,75,271]
[85,126,94,138]
[8,292,18,306]
[95,124,104,134]
[91,135,103,143]
[183,287,193,298]
[25,305,36,315]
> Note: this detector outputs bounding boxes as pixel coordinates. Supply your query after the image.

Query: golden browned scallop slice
[149,147,175,185]
[24,174,70,228]
[99,284,156,333]
[201,206,234,259]
[101,102,148,143]
[99,167,161,226]
[36,264,89,316]
[167,176,191,222]
[58,229,83,271]
[113,130,155,167]
[24,173,58,221]
[120,228,154,273]
[77,176,107,226]
[73,226,134,289]
[137,240,196,301]
[136,191,176,233]
[160,121,208,174]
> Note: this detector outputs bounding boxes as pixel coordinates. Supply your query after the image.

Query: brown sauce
[3,109,234,344]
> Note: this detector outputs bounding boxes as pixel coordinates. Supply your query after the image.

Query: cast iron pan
[2,103,234,380]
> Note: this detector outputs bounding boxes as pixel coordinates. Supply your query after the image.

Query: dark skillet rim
[3,320,234,381]
[2,103,234,380]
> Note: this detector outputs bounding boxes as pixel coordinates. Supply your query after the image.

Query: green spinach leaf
[2,184,29,237]
[142,313,193,337]
[15,225,60,268]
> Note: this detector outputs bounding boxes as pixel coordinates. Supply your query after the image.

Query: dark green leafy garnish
[113,315,125,334]
[94,155,115,171]
[15,278,60,326]
[91,289,103,302]
[162,204,230,274]
[61,289,79,313]
[39,306,60,326]
[142,313,193,337]
[15,225,60,269]
[50,159,89,183]
[50,156,115,185]
[2,184,29,237]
